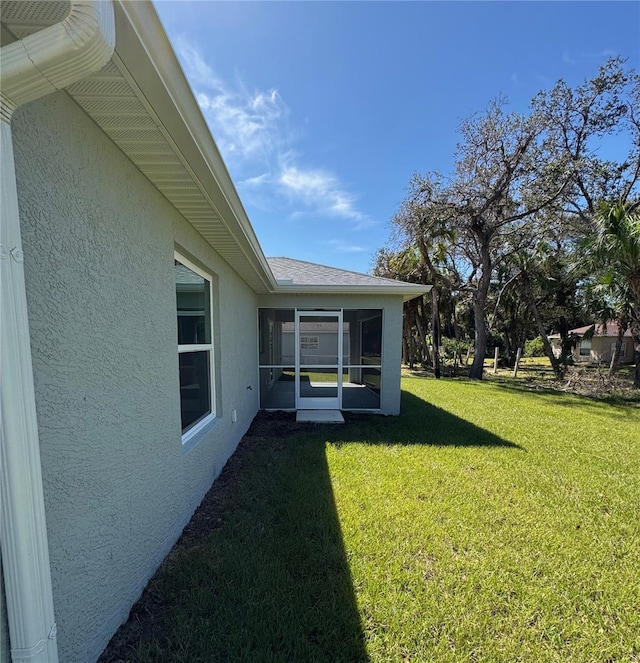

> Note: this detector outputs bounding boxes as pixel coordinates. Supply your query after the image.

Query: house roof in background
[549,323,633,339]
[573,323,633,338]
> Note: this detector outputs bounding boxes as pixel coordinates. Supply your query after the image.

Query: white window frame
[579,339,591,357]
[175,251,216,445]
[300,335,319,350]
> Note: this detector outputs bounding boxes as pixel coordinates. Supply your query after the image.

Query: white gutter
[273,284,432,302]
[0,3,115,662]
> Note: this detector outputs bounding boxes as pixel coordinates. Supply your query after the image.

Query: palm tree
[581,202,640,386]
[583,276,634,376]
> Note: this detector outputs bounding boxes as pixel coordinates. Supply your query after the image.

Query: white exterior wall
[11,91,259,662]
[0,560,8,663]
[589,336,633,364]
[281,331,350,365]
[257,293,404,415]
[550,337,634,365]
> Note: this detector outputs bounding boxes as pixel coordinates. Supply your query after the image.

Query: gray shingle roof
[267,257,414,288]
[548,322,633,339]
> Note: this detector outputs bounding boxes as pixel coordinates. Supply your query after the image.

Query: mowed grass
[107,378,640,663]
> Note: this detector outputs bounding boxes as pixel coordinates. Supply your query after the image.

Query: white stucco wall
[0,555,9,663]
[11,91,259,662]
[257,294,405,414]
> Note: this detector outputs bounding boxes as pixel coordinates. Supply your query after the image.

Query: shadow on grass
[100,416,369,663]
[337,390,524,449]
[100,392,521,662]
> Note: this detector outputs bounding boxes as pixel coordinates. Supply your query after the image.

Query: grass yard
[102,377,640,663]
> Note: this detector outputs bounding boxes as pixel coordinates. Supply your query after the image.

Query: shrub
[524,336,546,357]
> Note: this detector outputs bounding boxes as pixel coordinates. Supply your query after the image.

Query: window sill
[181,413,218,456]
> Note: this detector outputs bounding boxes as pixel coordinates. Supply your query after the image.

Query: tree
[388,175,461,378]
[533,58,640,231]
[580,202,640,386]
[391,100,568,379]
[384,58,639,382]
[583,279,633,376]
[373,246,432,368]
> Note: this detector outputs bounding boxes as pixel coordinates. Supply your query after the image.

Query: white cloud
[194,85,286,164]
[324,239,367,253]
[239,172,273,188]
[174,40,370,226]
[563,48,618,67]
[279,164,364,220]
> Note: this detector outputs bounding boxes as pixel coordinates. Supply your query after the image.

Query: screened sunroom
[258,308,384,411]
[257,258,429,415]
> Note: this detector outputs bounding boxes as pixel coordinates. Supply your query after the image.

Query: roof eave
[272,284,432,301]
[112,0,278,292]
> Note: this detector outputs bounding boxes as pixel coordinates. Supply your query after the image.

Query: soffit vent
[66,57,272,293]
[0,1,70,38]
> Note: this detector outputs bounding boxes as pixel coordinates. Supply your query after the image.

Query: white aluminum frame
[257,307,384,412]
[174,252,216,444]
[295,310,343,410]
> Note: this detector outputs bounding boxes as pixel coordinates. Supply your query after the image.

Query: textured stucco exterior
[257,293,404,415]
[12,91,259,662]
[0,555,9,662]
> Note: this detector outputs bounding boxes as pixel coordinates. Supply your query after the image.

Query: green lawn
[102,377,640,663]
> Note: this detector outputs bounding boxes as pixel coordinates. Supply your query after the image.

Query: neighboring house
[0,2,429,662]
[548,323,635,365]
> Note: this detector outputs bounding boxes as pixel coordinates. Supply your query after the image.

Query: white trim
[112,2,276,293]
[273,283,430,301]
[178,344,213,354]
[1,120,58,663]
[299,335,320,350]
[181,413,216,446]
[295,311,343,410]
[174,252,216,445]
[259,364,381,369]
[1,3,115,661]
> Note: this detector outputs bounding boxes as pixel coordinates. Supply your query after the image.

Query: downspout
[0,3,115,661]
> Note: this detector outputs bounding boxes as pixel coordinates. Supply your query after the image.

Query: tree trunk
[469,293,487,379]
[402,311,411,367]
[419,296,432,365]
[469,249,491,379]
[407,330,415,369]
[431,287,441,379]
[632,323,640,388]
[523,278,564,379]
[608,325,626,377]
[414,310,429,366]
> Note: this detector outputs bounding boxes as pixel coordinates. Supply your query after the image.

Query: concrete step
[296,409,345,423]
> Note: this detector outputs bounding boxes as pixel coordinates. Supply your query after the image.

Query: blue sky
[153,1,640,275]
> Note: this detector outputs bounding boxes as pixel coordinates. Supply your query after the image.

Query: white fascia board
[113,0,277,292]
[273,284,432,301]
